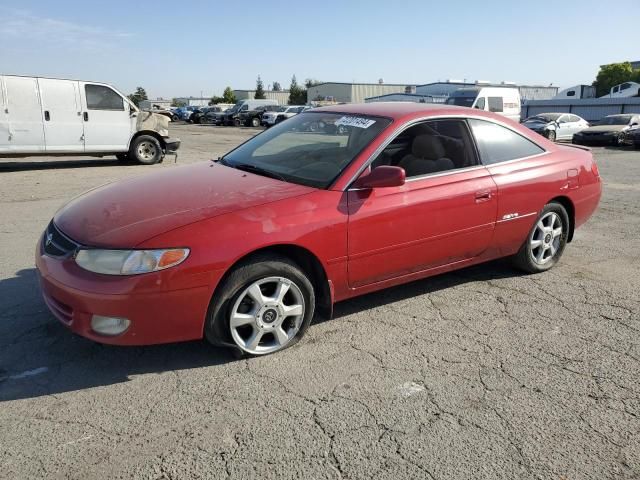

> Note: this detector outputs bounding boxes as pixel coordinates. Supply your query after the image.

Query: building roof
[308,82,414,87]
[416,81,556,89]
[234,89,290,93]
[313,102,474,120]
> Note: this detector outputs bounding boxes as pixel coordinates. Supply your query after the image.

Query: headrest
[412,135,445,159]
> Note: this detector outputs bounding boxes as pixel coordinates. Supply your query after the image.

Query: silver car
[522,113,589,142]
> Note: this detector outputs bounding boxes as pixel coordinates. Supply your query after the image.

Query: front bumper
[164,137,181,153]
[573,133,619,145]
[35,237,214,346]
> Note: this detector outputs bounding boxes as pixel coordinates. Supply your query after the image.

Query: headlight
[75,248,189,275]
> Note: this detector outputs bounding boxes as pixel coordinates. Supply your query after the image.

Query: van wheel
[131,135,163,165]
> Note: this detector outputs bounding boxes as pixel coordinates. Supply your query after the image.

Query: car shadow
[0,259,519,402]
[0,157,123,172]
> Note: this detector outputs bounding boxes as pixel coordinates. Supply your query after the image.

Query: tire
[233,118,242,127]
[546,130,556,142]
[130,135,164,165]
[615,133,625,147]
[205,254,315,356]
[115,153,129,162]
[251,117,260,127]
[512,202,570,274]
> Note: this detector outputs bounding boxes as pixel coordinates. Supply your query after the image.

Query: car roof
[312,102,477,121]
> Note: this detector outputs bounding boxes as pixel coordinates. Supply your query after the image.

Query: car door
[555,114,573,140]
[567,114,586,138]
[347,118,498,288]
[38,78,85,152]
[3,75,45,153]
[468,119,550,257]
[80,83,133,152]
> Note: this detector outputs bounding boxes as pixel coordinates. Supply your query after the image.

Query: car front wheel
[251,117,260,127]
[512,202,569,273]
[205,255,315,356]
[546,130,556,142]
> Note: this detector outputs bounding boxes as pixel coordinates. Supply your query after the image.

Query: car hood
[54,162,315,248]
[581,125,627,133]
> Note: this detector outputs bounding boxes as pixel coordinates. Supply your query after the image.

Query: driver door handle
[83,112,89,121]
[475,190,492,203]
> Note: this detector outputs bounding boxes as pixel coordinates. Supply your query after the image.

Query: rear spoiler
[558,143,591,152]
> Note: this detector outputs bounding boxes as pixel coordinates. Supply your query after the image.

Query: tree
[593,62,636,97]
[288,75,307,105]
[255,76,266,99]
[272,81,282,91]
[127,86,148,107]
[304,78,321,89]
[223,86,236,104]
[171,98,186,107]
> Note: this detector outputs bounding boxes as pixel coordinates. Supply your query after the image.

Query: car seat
[398,135,455,177]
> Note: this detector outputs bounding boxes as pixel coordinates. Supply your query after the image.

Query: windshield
[599,115,633,125]
[221,112,391,188]
[445,96,476,107]
[525,114,561,122]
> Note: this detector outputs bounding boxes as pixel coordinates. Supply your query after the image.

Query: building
[306,82,416,104]
[415,81,558,101]
[233,90,290,105]
[138,98,172,110]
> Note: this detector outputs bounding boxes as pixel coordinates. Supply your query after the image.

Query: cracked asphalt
[1,123,638,479]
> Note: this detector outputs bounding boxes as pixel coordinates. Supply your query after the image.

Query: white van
[0,75,180,164]
[445,87,521,122]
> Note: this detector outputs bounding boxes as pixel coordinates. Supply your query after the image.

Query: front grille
[42,221,79,258]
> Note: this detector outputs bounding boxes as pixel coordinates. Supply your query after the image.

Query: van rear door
[0,76,9,153]
[38,78,85,152]
[80,82,132,152]
[3,76,45,153]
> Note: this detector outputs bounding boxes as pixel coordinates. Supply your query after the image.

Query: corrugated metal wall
[307,84,353,103]
[350,84,410,103]
[518,86,558,101]
[522,98,640,122]
[233,90,290,105]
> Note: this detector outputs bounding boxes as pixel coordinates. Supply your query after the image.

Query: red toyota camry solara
[36,103,601,356]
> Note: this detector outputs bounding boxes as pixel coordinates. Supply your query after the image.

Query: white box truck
[0,75,180,164]
[445,86,521,122]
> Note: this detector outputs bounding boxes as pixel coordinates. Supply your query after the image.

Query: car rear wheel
[205,255,315,356]
[130,135,164,165]
[546,130,556,142]
[512,202,569,273]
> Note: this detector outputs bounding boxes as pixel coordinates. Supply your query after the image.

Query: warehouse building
[139,98,173,110]
[306,82,415,104]
[366,81,558,103]
[233,89,290,105]
[173,97,212,107]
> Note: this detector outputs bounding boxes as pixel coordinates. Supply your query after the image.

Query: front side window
[85,85,124,110]
[222,112,391,188]
[371,119,478,178]
[469,119,545,165]
[488,97,504,113]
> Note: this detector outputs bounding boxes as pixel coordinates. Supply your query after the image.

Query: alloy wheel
[229,277,305,355]
[529,212,563,265]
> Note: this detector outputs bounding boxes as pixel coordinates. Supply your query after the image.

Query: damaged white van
[0,75,179,164]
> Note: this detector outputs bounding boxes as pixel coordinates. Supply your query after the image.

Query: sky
[1,0,639,100]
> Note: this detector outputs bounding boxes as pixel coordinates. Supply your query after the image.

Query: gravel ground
[0,123,638,480]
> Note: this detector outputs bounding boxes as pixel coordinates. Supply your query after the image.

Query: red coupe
[36,103,601,355]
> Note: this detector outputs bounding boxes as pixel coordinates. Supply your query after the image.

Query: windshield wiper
[231,162,287,182]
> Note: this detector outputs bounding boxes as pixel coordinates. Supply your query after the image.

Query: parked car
[445,86,521,121]
[261,106,310,127]
[238,105,280,127]
[190,106,222,124]
[627,126,640,149]
[0,75,179,164]
[200,106,227,125]
[221,99,279,126]
[572,114,640,146]
[522,113,589,141]
[36,103,601,356]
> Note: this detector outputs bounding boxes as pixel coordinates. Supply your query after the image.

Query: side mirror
[353,166,406,189]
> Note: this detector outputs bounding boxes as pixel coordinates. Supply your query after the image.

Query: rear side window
[566,90,576,97]
[569,115,582,122]
[85,84,124,110]
[488,97,504,112]
[469,119,545,165]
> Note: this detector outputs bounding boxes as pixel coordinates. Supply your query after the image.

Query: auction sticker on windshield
[335,116,376,129]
